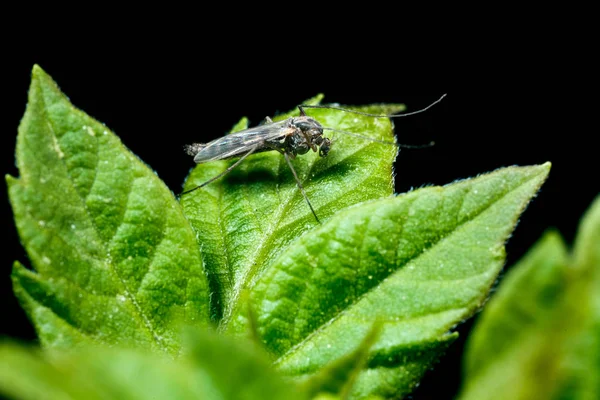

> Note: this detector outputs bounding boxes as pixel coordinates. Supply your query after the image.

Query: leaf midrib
[218,134,389,330]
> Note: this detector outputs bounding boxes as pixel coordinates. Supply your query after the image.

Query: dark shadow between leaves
[367,335,457,369]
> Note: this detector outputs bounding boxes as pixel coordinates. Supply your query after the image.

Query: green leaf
[459,195,600,400]
[573,195,600,273]
[7,65,210,354]
[301,322,383,399]
[227,163,550,399]
[462,230,570,376]
[0,330,307,400]
[459,231,570,400]
[560,195,600,399]
[181,100,399,323]
[182,328,307,400]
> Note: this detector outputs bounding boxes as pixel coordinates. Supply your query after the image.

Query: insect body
[182,108,332,222]
[182,96,446,223]
[185,112,331,164]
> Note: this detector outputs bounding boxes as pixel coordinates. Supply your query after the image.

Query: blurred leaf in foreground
[0,328,306,400]
[459,195,600,400]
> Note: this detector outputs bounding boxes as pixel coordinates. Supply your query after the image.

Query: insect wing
[193,119,291,163]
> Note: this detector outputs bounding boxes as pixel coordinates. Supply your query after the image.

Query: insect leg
[281,151,321,224]
[181,145,260,195]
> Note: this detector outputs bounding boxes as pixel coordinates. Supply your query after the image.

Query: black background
[1,25,596,399]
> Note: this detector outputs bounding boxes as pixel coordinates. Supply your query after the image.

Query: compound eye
[319,138,331,157]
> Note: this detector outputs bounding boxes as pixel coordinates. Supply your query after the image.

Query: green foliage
[181,98,400,323]
[0,329,307,400]
[235,163,550,398]
[3,65,555,399]
[7,66,210,354]
[459,196,600,400]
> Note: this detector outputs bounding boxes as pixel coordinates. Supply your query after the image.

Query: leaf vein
[276,178,536,361]
[39,89,168,352]
[105,177,167,351]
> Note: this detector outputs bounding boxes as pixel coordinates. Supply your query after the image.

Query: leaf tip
[10,261,33,288]
[531,161,551,178]
[303,93,325,106]
[11,260,26,274]
[524,161,551,187]
[5,174,17,186]
[29,64,62,98]
[31,64,48,81]
[541,161,552,172]
[542,227,563,240]
[10,261,30,304]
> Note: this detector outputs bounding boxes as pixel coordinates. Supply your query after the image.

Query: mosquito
[181,94,446,223]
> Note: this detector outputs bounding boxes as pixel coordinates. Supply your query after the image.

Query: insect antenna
[299,93,446,118]
[302,94,445,149]
[322,128,435,149]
